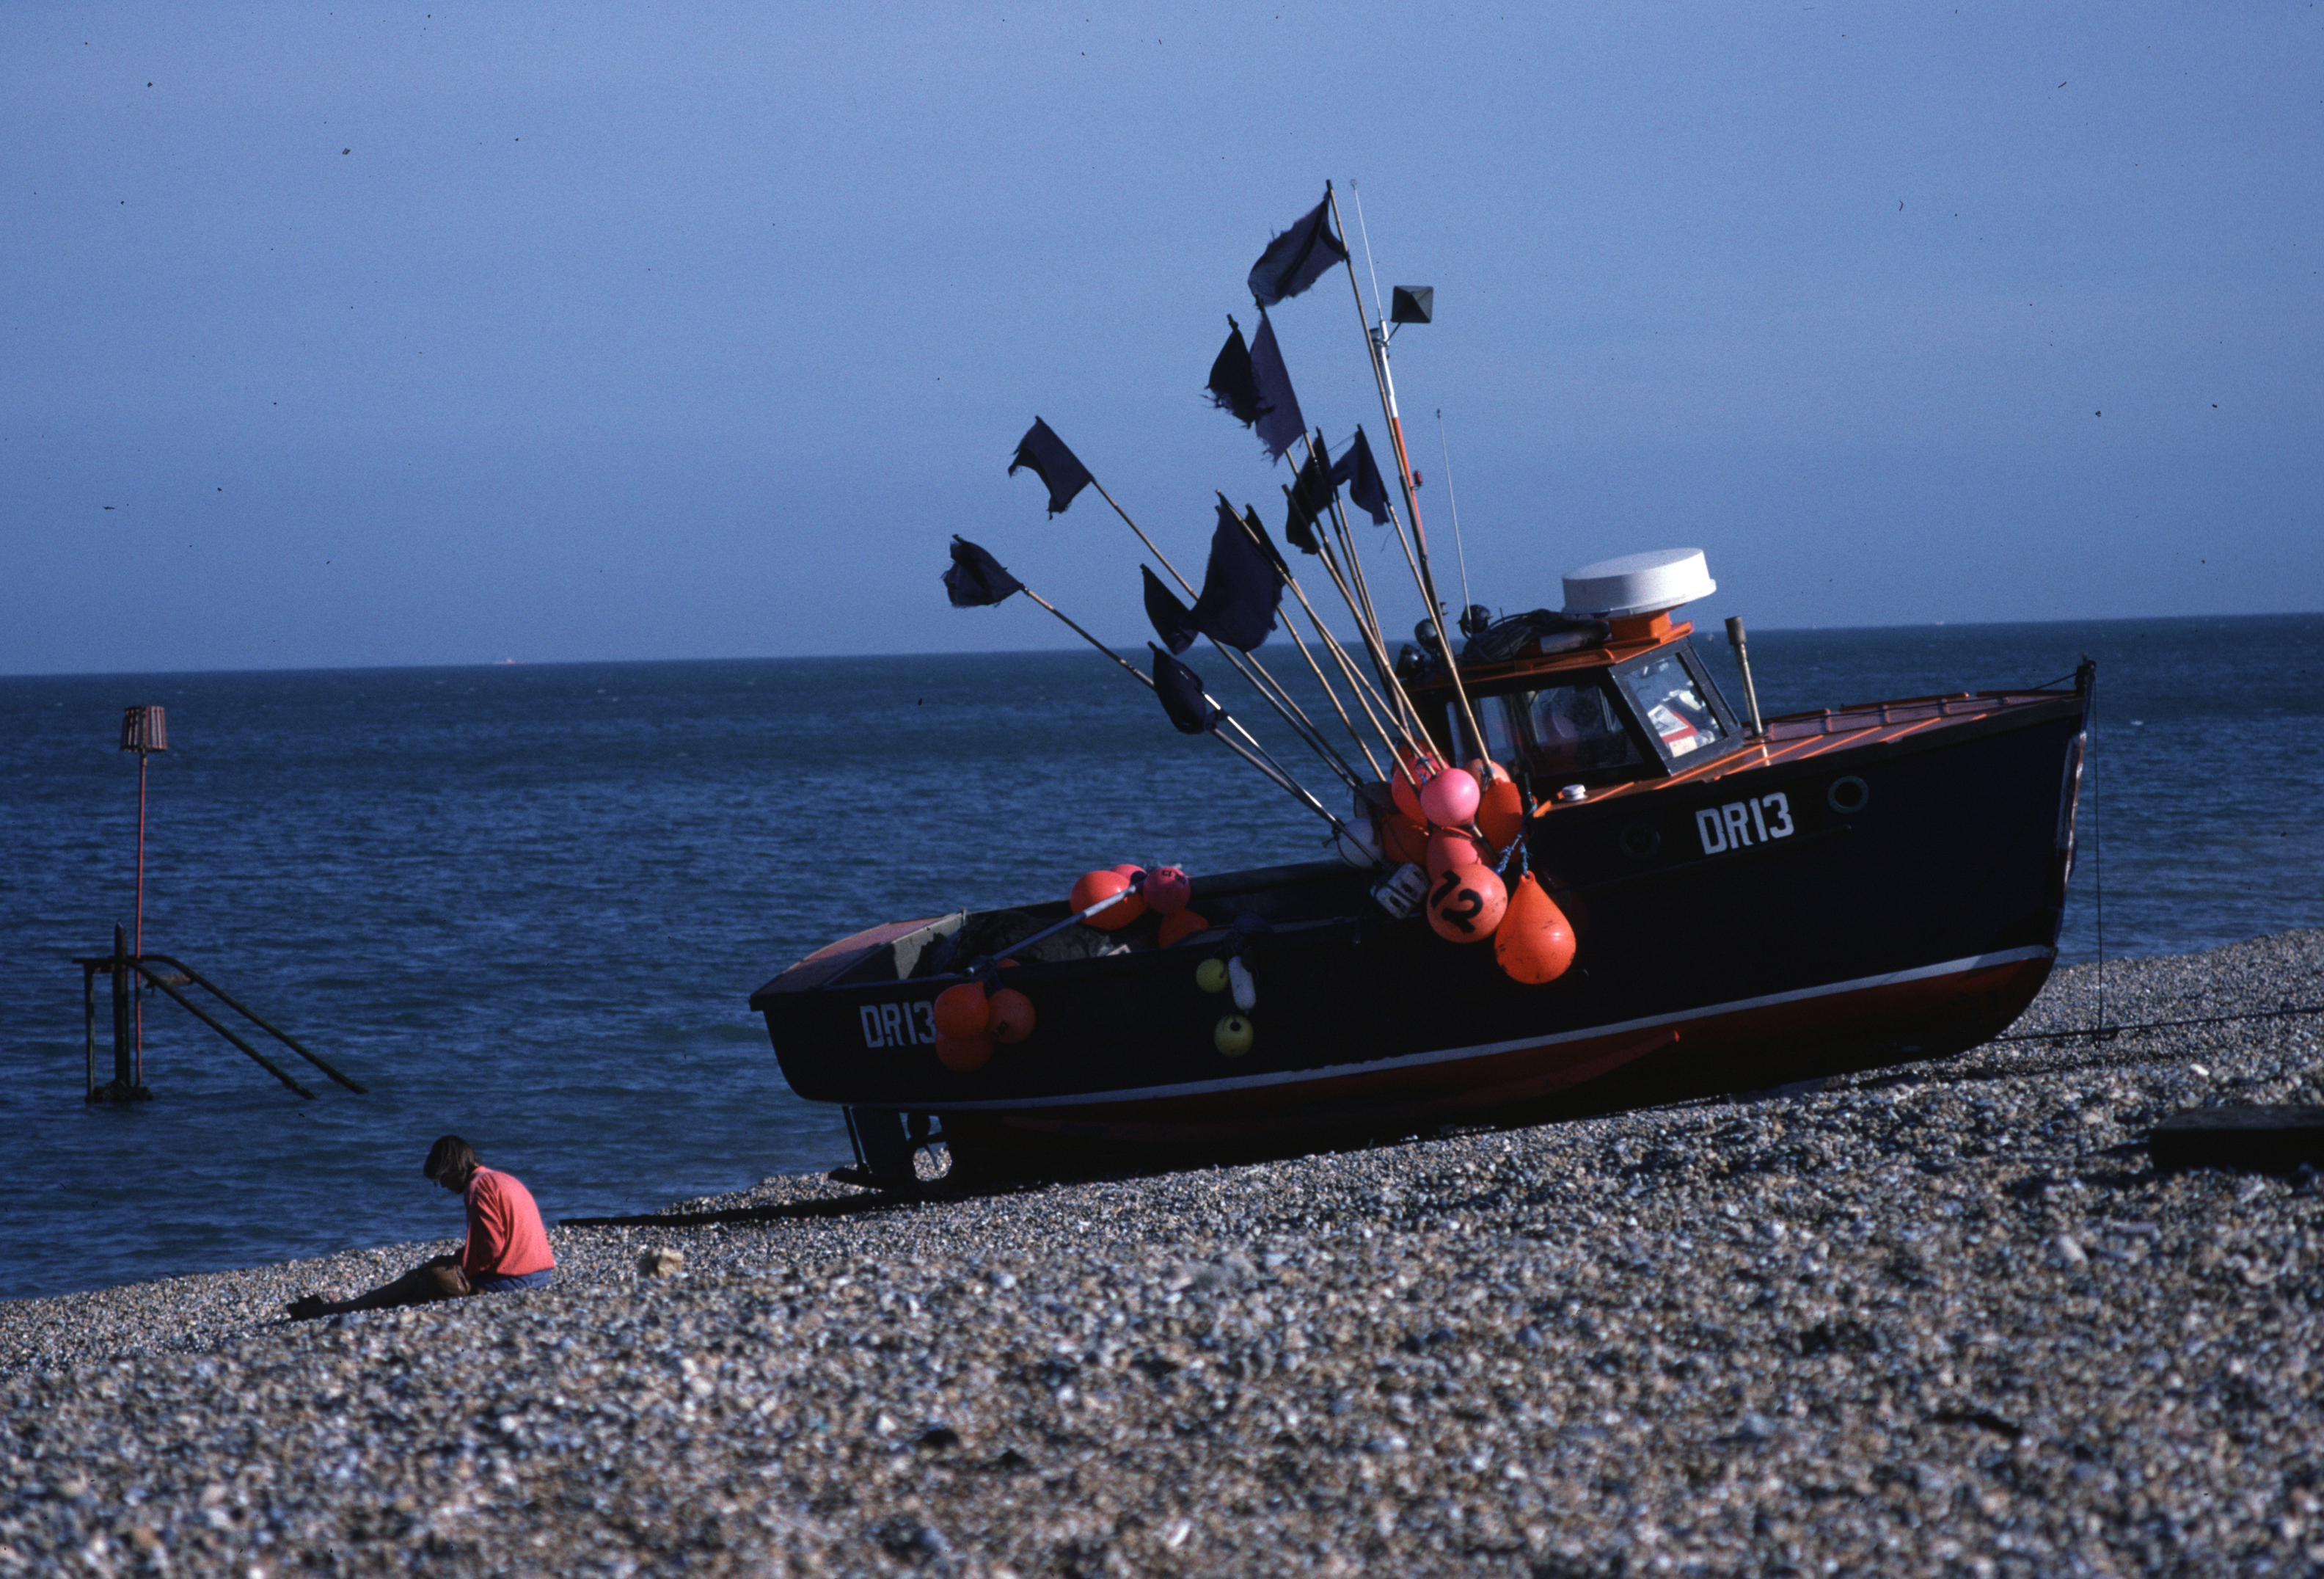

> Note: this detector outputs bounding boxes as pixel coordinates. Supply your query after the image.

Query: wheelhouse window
[1613,651,1727,760]
[1449,678,1645,783]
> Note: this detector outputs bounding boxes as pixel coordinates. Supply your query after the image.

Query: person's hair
[423,1134,479,1184]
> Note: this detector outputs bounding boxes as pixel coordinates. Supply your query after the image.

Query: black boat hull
[751,683,2089,1166]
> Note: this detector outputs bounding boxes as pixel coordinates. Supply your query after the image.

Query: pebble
[1,929,2320,1575]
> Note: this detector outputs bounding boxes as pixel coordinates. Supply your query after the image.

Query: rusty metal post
[120,706,167,1088]
[110,924,133,1096]
[83,962,99,1101]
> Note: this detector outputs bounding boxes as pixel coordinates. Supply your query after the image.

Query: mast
[1325,181,1491,774]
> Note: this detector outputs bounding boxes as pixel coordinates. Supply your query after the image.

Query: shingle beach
[6,932,2321,1577]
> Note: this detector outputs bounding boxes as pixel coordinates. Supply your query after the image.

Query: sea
[4,614,2320,1302]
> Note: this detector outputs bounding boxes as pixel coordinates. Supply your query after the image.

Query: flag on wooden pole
[1150,646,1223,734]
[941,536,1025,607]
[1141,566,1199,655]
[1205,316,1263,426]
[1332,426,1392,525]
[1248,195,1348,307]
[1248,310,1305,464]
[1284,435,1335,555]
[1188,498,1285,650]
[1008,417,1095,516]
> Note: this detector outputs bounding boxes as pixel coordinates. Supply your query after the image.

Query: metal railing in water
[75,925,365,1102]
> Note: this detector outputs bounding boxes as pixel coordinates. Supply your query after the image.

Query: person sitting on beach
[286,1135,555,1321]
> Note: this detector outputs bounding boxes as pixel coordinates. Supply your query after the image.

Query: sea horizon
[7,606,2319,682]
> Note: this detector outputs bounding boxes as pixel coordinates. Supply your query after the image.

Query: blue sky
[5,2,2318,674]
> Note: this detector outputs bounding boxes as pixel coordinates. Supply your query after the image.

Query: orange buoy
[988,987,1036,1043]
[1494,872,1576,984]
[1425,828,1482,879]
[1380,812,1431,868]
[1158,907,1210,947]
[1427,862,1508,944]
[933,982,991,1039]
[1469,759,1524,847]
[1146,864,1192,914]
[935,1029,994,1073]
[1070,867,1147,930]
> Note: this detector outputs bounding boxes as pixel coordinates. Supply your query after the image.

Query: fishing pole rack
[73,924,365,1103]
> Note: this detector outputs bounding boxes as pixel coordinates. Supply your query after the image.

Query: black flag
[1188,497,1285,650]
[1150,645,1222,735]
[1141,565,1199,655]
[1238,500,1289,578]
[1248,310,1305,464]
[1247,196,1349,307]
[1331,425,1392,525]
[1205,316,1264,427]
[1283,435,1335,555]
[1008,417,1095,516]
[941,536,1024,608]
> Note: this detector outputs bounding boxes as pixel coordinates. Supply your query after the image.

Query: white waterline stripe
[905,946,2056,1113]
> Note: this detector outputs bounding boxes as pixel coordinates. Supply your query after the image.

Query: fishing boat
[747,188,2093,1188]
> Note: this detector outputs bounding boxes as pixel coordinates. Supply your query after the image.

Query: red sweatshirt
[460,1165,555,1278]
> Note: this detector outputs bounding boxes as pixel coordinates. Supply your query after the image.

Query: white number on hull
[1696,792,1795,856]
[861,1002,938,1048]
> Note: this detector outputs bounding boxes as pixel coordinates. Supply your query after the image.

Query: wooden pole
[1085,469,1359,789]
[1012,586,1345,832]
[1285,431,1436,754]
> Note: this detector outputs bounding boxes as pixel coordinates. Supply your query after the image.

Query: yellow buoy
[1214,1014,1254,1057]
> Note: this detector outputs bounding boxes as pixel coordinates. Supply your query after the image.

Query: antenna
[1436,408,1473,621]
[1348,180,1388,333]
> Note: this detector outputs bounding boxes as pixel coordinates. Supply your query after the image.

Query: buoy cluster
[935,860,1221,1076]
[1381,754,1576,985]
[931,977,1034,1073]
[1070,862,1210,947]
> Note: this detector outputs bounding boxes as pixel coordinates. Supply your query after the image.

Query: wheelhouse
[1407,610,1750,798]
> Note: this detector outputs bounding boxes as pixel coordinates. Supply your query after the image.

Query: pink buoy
[1146,865,1192,914]
[1388,751,1444,823]
[1425,828,1482,878]
[1419,766,1481,828]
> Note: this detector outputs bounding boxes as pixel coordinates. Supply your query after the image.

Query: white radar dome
[1562,548,1717,619]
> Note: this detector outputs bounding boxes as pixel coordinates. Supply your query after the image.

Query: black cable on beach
[1993,1002,2324,1046]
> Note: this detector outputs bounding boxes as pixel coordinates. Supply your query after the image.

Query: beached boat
[748,189,2092,1187]
[751,554,2091,1186]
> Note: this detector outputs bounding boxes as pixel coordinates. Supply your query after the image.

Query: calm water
[4,615,2320,1299]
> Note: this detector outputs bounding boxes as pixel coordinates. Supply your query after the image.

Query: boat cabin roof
[1404,611,2078,805]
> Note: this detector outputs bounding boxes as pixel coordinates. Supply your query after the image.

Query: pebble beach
[5,931,2321,1577]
